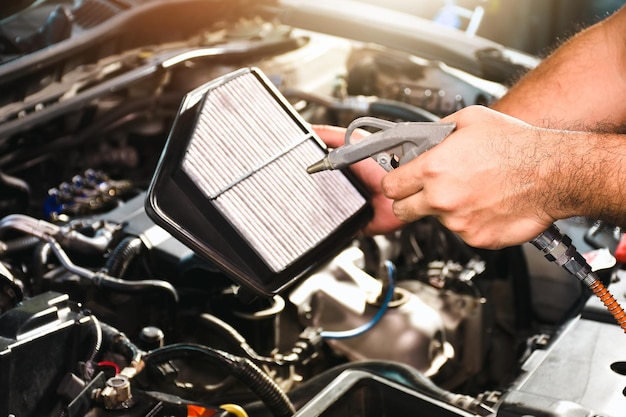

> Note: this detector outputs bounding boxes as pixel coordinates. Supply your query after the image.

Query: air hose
[531,224,626,332]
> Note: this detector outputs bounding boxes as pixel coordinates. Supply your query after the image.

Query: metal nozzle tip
[306,158,330,174]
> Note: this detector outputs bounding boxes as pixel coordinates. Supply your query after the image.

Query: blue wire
[320,260,396,340]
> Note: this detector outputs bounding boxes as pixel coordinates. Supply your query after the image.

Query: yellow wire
[220,403,249,417]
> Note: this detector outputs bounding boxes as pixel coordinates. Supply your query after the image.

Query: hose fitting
[532,224,626,332]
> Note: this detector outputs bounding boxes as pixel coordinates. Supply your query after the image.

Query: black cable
[99,321,143,366]
[82,315,103,381]
[199,313,277,364]
[199,313,323,367]
[142,343,296,417]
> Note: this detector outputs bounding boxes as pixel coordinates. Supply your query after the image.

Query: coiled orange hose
[589,280,626,333]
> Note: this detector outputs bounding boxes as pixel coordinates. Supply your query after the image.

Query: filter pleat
[182,70,366,272]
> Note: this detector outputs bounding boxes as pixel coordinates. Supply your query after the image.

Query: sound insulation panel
[146,68,371,296]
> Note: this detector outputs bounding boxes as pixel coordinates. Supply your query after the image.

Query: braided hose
[532,224,626,334]
[588,280,626,333]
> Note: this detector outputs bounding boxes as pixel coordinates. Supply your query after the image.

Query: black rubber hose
[42,236,179,304]
[93,272,179,304]
[104,236,143,278]
[142,343,295,417]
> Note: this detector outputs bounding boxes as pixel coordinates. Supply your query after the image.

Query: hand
[311,125,406,235]
[381,106,556,249]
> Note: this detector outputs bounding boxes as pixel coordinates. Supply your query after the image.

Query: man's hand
[314,106,626,249]
[312,124,406,235]
[381,106,556,249]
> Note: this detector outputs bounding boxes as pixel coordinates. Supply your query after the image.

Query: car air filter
[146,67,371,296]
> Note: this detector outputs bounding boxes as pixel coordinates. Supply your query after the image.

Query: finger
[310,125,346,148]
[381,160,425,200]
[391,190,435,223]
[362,193,407,235]
[311,124,370,148]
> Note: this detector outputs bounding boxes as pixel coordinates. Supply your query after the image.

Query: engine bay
[0,1,625,416]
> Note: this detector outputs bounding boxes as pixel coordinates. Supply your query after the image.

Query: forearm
[544,129,626,226]
[492,6,626,130]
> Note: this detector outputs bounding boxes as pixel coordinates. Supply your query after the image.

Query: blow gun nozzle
[306,158,332,174]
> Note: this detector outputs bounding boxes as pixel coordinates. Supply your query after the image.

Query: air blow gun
[307,116,626,333]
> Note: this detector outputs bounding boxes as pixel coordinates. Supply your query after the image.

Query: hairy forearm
[539,129,626,226]
[492,6,626,129]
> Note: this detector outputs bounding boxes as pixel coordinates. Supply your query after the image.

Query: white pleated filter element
[181,71,367,272]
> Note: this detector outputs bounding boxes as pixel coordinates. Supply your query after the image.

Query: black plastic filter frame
[145,67,371,296]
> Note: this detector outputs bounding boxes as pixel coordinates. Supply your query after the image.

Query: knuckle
[454,105,490,126]
[440,216,470,235]
[419,152,447,179]
[391,200,410,221]
[463,234,488,249]
[381,175,399,198]
[420,158,438,178]
[441,219,494,249]
[462,104,487,118]
[426,192,455,213]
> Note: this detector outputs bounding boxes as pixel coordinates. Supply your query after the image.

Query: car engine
[1,1,625,417]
